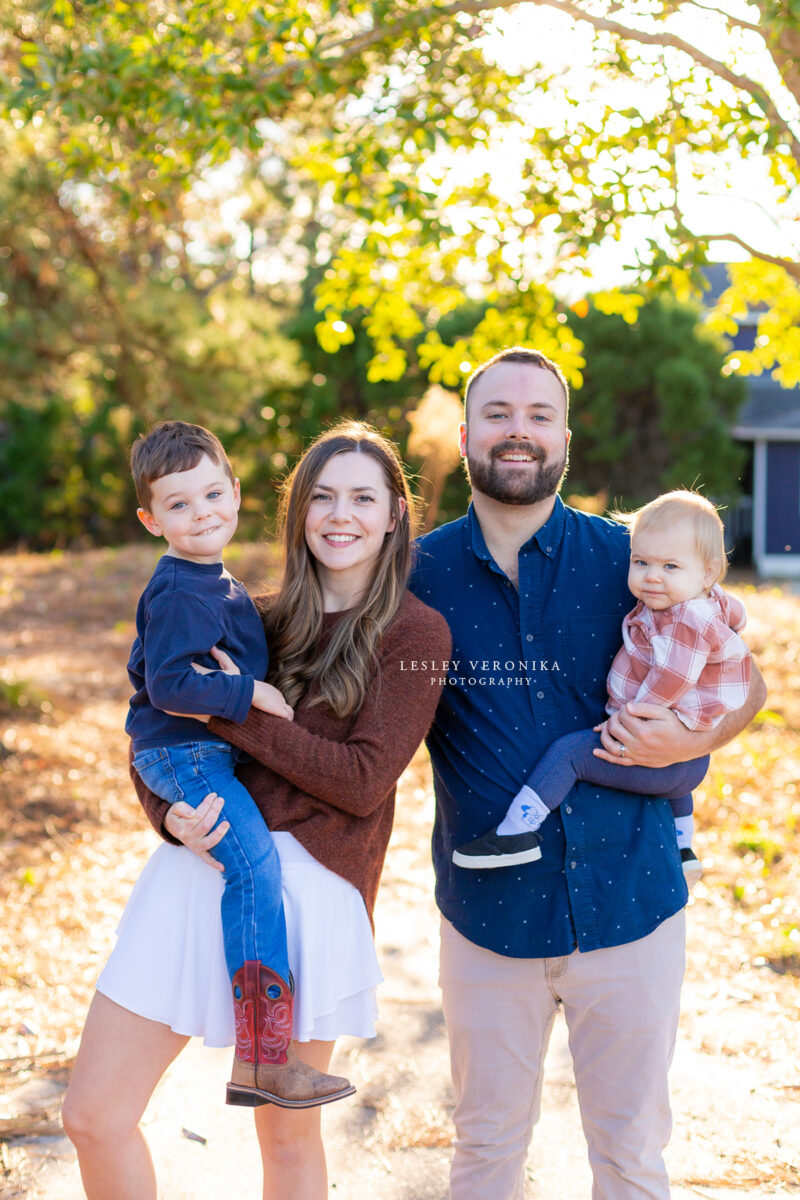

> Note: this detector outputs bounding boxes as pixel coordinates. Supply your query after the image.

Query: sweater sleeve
[208,602,452,817]
[129,746,181,844]
[143,591,255,723]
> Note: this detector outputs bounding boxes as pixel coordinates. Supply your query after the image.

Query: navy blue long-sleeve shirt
[410,497,687,959]
[126,555,269,753]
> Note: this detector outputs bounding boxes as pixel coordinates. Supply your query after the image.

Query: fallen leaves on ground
[1,550,799,1196]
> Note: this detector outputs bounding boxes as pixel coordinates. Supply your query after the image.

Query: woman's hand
[164,792,229,870]
[209,645,240,674]
[252,680,294,720]
[186,648,238,724]
[193,646,292,720]
[163,708,211,723]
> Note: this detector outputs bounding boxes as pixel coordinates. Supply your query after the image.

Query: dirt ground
[1,543,799,1197]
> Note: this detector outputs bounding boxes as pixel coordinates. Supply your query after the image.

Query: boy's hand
[252,680,294,720]
[165,793,228,870]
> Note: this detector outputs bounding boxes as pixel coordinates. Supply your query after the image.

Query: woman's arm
[129,748,229,866]
[129,750,176,840]
[208,604,452,817]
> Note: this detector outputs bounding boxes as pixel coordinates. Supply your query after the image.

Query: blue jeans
[132,740,290,983]
[529,729,709,819]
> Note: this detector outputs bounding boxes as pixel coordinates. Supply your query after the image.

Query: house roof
[733,378,800,440]
[703,263,800,440]
[703,263,733,305]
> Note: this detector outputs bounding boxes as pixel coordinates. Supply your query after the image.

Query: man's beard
[465,439,569,506]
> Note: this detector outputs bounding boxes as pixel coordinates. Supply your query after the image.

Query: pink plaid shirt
[606,584,751,731]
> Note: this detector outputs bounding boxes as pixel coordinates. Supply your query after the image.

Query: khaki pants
[439,911,685,1200]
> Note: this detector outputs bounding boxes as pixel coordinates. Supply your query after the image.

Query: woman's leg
[253,1040,336,1200]
[62,992,189,1200]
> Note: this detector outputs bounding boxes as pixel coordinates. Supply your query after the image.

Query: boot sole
[226,1083,356,1110]
[683,861,704,891]
[452,846,542,869]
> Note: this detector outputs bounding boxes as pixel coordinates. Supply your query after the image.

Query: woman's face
[304,451,403,594]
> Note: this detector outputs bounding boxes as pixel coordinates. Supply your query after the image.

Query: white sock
[497,787,550,837]
[674,814,694,850]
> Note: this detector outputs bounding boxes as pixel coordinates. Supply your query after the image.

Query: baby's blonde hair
[613,490,728,584]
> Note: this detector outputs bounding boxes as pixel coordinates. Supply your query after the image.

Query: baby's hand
[252,680,294,721]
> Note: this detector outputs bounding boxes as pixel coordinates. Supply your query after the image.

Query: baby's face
[628,519,718,611]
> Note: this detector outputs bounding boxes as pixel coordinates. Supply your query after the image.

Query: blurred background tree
[564,294,747,507]
[1,0,794,546]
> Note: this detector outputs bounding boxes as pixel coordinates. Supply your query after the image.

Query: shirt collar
[465,494,567,565]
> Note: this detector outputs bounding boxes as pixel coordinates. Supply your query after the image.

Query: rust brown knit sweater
[133,590,451,924]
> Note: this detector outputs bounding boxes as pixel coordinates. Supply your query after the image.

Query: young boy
[127,421,353,1108]
[452,490,752,885]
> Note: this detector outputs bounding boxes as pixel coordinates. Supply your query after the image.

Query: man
[410,347,765,1199]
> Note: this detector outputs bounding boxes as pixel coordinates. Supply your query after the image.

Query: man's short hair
[130,421,235,510]
[464,347,570,419]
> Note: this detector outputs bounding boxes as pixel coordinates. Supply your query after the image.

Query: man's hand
[164,791,228,870]
[594,661,767,768]
[594,704,693,767]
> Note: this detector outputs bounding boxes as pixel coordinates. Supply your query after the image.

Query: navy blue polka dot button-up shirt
[410,497,687,959]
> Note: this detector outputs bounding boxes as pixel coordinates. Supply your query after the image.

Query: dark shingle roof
[733,378,800,435]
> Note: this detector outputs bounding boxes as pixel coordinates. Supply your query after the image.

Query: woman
[62,422,452,1200]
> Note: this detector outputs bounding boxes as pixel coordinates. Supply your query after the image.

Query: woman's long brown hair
[267,422,417,719]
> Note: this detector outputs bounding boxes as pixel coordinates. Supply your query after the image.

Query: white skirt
[97,833,382,1046]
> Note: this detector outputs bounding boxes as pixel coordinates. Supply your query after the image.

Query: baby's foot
[452,827,543,870]
[680,847,703,890]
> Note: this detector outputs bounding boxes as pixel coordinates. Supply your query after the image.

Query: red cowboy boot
[226,962,356,1109]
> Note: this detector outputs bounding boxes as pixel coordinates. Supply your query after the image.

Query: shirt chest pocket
[561,614,625,706]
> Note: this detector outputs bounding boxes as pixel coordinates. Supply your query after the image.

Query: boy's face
[137,453,241,564]
[628,518,718,611]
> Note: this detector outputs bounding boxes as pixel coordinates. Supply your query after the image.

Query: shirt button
[526,634,533,642]
[537,691,544,699]
[570,861,577,869]
[565,806,572,814]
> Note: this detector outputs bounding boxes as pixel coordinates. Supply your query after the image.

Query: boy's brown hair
[130,421,235,510]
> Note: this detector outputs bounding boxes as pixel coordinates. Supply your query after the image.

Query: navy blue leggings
[527,729,708,819]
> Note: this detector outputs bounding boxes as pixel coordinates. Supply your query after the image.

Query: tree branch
[241,0,800,169]
[536,0,800,167]
[677,1,763,36]
[693,231,800,278]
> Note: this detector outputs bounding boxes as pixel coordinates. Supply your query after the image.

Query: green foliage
[706,260,800,388]
[2,0,798,380]
[0,0,796,545]
[0,123,311,546]
[565,294,747,506]
[0,674,49,715]
[0,395,142,548]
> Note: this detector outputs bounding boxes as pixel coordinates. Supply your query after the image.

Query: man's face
[460,363,571,506]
